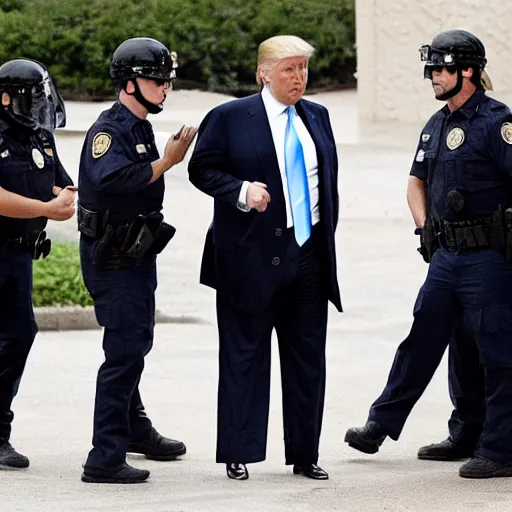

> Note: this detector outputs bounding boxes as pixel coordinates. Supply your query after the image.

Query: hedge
[32,242,93,307]
[0,0,355,98]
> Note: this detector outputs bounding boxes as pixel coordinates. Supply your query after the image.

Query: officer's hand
[45,186,76,221]
[164,125,198,167]
[247,182,271,212]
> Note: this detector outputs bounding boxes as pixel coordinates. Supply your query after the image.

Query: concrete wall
[356,0,512,145]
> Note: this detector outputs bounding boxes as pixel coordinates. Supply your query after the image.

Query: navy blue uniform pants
[447,321,485,449]
[0,249,37,444]
[80,239,154,469]
[216,230,328,465]
[368,247,512,462]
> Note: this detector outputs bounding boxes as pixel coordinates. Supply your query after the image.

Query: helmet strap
[435,68,464,101]
[125,79,163,115]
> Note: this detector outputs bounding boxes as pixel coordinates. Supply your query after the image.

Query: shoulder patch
[501,123,512,145]
[92,132,112,159]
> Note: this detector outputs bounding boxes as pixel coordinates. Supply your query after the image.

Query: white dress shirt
[237,85,320,227]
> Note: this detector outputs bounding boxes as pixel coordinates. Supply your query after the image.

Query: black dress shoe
[418,437,474,461]
[81,462,150,484]
[293,463,329,480]
[344,421,387,454]
[128,427,186,461]
[226,463,249,480]
[0,442,29,469]
[459,456,512,479]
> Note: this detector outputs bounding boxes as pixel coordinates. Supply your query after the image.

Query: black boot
[417,437,474,461]
[0,442,29,469]
[459,456,512,479]
[226,463,249,480]
[81,462,150,484]
[344,421,387,454]
[128,427,186,461]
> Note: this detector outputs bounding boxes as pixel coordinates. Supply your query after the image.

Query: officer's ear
[461,67,474,79]
[1,92,10,107]
[125,80,136,94]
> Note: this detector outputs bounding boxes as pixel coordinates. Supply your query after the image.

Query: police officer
[78,37,197,484]
[0,58,75,469]
[344,29,512,479]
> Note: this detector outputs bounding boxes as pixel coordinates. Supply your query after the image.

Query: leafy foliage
[32,242,93,307]
[0,0,355,98]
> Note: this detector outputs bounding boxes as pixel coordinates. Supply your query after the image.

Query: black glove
[415,221,439,264]
[415,227,430,263]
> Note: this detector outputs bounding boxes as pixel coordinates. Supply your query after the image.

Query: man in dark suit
[188,35,342,481]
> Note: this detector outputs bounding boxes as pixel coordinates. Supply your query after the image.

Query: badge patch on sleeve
[501,122,512,145]
[416,149,425,162]
[92,132,112,159]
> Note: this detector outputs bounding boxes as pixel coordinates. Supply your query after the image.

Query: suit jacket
[188,93,342,314]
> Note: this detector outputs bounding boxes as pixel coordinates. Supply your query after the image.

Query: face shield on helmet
[418,31,492,101]
[2,69,65,132]
[419,45,458,79]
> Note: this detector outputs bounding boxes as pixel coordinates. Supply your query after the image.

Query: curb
[34,306,208,331]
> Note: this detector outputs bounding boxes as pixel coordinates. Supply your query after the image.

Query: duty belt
[0,231,51,259]
[437,213,503,252]
[77,203,176,269]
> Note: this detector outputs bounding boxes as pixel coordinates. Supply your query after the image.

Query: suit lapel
[245,94,287,220]
[245,94,279,173]
[295,100,326,168]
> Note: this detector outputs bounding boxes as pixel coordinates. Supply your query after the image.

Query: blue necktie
[284,106,311,246]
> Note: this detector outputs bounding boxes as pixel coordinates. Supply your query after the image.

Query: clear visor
[419,45,456,66]
[9,73,65,131]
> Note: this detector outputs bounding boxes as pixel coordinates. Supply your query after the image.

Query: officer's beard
[433,69,463,102]
[128,80,164,115]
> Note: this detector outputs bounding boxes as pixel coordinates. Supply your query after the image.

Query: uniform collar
[442,89,486,120]
[113,100,150,125]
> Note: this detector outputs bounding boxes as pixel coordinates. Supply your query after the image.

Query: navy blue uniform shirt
[0,118,72,237]
[410,89,512,222]
[78,102,164,225]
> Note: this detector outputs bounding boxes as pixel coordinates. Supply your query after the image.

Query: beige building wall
[356,0,512,144]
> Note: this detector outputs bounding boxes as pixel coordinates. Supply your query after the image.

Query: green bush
[0,0,355,98]
[32,242,93,307]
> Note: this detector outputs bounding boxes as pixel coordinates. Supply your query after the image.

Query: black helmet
[419,30,487,79]
[419,30,492,100]
[0,58,66,131]
[110,37,177,82]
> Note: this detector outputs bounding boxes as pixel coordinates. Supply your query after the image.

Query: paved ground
[3,91,512,511]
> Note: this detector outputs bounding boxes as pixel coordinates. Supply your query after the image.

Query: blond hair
[256,35,315,85]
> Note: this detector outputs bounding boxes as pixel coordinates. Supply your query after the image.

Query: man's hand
[163,125,198,167]
[44,186,76,221]
[247,181,271,212]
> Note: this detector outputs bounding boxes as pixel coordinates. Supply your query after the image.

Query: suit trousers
[215,226,328,465]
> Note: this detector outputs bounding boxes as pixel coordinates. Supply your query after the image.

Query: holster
[147,222,176,256]
[417,218,439,263]
[27,230,51,260]
[120,212,164,264]
[91,224,116,267]
[77,203,99,238]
